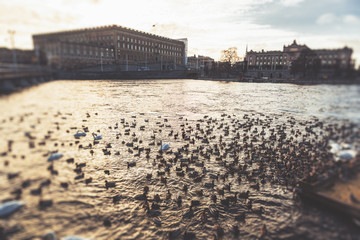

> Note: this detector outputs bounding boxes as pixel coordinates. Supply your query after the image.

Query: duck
[234,212,246,222]
[47,153,63,162]
[74,130,86,137]
[214,224,224,238]
[260,224,268,238]
[239,190,250,199]
[43,231,93,240]
[166,190,172,200]
[200,209,207,223]
[182,205,194,218]
[160,140,170,151]
[0,200,24,217]
[105,180,116,189]
[92,133,102,140]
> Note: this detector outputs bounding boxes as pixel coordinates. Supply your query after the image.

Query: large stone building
[0,47,38,65]
[32,25,186,71]
[245,40,354,79]
[187,55,214,77]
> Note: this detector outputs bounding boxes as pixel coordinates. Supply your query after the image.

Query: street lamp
[8,30,18,75]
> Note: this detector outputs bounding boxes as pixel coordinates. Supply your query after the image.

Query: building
[32,25,186,71]
[314,47,353,70]
[244,40,354,79]
[0,47,39,65]
[187,55,214,70]
[246,40,309,71]
[187,55,214,77]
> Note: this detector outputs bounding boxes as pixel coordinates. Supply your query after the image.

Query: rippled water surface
[0,80,359,240]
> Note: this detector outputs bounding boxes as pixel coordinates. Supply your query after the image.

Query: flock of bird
[0,110,359,239]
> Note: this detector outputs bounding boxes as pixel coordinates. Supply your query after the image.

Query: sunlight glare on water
[0,79,359,239]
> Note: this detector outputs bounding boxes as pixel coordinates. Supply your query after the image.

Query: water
[0,80,359,239]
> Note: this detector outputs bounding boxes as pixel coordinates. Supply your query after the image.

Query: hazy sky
[1,0,359,66]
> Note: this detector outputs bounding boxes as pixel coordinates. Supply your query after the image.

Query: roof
[32,25,184,45]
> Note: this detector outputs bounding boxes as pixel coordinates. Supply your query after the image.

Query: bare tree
[220,47,240,65]
[220,47,240,77]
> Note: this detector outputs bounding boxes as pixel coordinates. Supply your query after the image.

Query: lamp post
[126,54,128,71]
[101,52,103,72]
[8,30,18,75]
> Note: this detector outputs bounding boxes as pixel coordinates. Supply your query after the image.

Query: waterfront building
[0,47,39,65]
[314,47,353,69]
[245,40,354,79]
[246,40,309,71]
[187,55,214,77]
[32,25,186,71]
[187,55,214,70]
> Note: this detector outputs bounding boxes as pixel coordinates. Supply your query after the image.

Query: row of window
[322,60,347,65]
[116,42,181,56]
[318,54,347,59]
[249,55,287,61]
[249,61,288,66]
[61,33,182,52]
[45,43,183,59]
[116,35,181,51]
[248,54,347,61]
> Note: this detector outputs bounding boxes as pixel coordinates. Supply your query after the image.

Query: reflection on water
[0,80,359,239]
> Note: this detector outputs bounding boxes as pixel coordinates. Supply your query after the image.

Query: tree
[221,47,240,65]
[220,47,240,77]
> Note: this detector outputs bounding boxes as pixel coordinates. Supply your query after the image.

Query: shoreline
[197,77,360,85]
[1,76,360,96]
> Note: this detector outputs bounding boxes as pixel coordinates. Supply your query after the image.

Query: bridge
[0,63,55,93]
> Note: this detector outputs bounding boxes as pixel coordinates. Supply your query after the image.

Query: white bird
[47,153,63,162]
[0,201,24,217]
[92,133,102,140]
[43,231,93,240]
[160,140,170,151]
[74,130,86,137]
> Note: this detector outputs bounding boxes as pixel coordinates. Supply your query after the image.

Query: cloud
[280,0,304,6]
[343,14,360,24]
[0,0,359,66]
[316,13,339,24]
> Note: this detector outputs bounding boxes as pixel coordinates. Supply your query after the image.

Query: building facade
[246,40,309,71]
[187,55,214,70]
[244,40,354,79]
[314,47,353,69]
[32,25,186,71]
[0,48,38,65]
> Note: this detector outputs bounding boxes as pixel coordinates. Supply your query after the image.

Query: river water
[0,79,359,240]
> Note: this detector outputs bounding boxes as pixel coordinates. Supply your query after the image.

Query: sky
[0,0,359,67]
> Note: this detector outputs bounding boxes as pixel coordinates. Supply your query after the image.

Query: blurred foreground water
[0,80,359,239]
